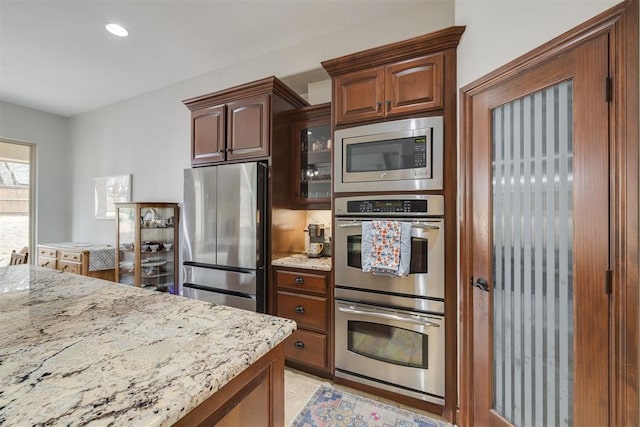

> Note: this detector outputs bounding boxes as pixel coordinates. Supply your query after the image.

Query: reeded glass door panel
[492,80,573,426]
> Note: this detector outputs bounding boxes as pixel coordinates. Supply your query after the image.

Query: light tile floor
[284,368,449,426]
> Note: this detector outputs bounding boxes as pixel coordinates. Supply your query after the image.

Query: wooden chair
[9,247,29,265]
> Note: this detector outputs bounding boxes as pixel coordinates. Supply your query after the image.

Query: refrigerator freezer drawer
[183,284,256,312]
[183,264,257,295]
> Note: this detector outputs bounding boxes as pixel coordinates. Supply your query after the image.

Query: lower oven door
[335,300,445,404]
[334,217,444,300]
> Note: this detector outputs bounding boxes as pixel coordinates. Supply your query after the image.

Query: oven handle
[338,221,439,230]
[337,305,441,328]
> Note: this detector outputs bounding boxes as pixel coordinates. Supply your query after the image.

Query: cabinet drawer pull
[386,100,391,110]
[294,341,305,349]
[294,277,304,285]
[226,148,232,153]
[295,306,305,314]
[376,101,382,111]
[43,261,50,266]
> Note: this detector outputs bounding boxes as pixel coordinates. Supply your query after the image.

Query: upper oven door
[334,217,444,300]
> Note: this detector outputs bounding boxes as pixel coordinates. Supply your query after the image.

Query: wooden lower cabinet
[37,244,115,281]
[284,329,327,370]
[174,343,285,426]
[274,266,331,377]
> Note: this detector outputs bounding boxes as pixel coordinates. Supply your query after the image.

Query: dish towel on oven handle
[361,220,411,277]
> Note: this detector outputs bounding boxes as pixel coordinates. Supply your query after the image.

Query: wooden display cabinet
[289,103,332,209]
[115,202,179,293]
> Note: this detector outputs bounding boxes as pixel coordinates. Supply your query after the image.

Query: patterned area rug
[290,385,451,427]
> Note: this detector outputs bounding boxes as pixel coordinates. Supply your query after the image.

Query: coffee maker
[307,224,325,258]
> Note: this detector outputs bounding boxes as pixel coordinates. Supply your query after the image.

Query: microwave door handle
[337,306,440,328]
[339,222,363,228]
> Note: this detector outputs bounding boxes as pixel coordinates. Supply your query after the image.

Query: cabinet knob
[376,101,382,112]
[386,100,391,110]
[294,277,304,285]
[226,148,232,153]
[294,341,305,349]
[295,305,305,314]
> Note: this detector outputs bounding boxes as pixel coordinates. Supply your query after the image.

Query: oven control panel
[335,195,444,217]
[346,199,426,213]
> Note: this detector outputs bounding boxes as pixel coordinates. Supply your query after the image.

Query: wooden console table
[37,242,115,281]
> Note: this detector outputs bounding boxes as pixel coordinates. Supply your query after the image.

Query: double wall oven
[334,194,445,405]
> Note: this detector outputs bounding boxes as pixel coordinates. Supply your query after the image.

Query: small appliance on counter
[306,223,325,258]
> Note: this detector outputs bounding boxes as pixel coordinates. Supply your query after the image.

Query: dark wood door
[191,104,225,165]
[467,34,610,426]
[226,94,270,160]
[334,66,385,125]
[385,54,443,117]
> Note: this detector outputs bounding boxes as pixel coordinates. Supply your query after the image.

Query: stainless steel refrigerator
[182,162,267,312]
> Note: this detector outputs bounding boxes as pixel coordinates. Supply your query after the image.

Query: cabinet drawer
[38,257,57,269]
[59,260,81,275]
[277,292,327,332]
[59,250,82,262]
[38,247,57,258]
[275,270,328,295]
[284,329,327,369]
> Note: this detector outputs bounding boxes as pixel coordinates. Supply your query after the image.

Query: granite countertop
[0,265,296,426]
[271,254,332,271]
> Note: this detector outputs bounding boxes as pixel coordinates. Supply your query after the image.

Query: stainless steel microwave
[333,117,443,192]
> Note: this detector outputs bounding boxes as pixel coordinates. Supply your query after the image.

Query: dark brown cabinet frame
[322,26,465,422]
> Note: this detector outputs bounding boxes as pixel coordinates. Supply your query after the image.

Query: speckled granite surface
[271,254,332,271]
[0,265,296,426]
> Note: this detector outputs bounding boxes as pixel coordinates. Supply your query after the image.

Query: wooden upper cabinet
[333,54,443,125]
[183,77,307,167]
[192,105,225,165]
[227,94,270,160]
[334,67,385,124]
[322,26,464,127]
[385,54,443,117]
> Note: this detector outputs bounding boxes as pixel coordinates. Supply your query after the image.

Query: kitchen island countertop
[0,265,296,426]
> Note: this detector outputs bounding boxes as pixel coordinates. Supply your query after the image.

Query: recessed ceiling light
[105,23,128,37]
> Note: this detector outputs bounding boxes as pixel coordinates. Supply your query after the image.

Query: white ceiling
[0,0,425,117]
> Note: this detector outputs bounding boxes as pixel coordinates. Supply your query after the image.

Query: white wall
[6,0,626,246]
[455,0,622,88]
[68,1,455,244]
[0,101,71,245]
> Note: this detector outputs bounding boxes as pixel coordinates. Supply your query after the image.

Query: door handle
[337,305,440,328]
[473,277,490,292]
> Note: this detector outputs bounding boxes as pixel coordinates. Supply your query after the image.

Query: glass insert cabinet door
[116,202,179,294]
[297,122,331,202]
[291,103,332,208]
